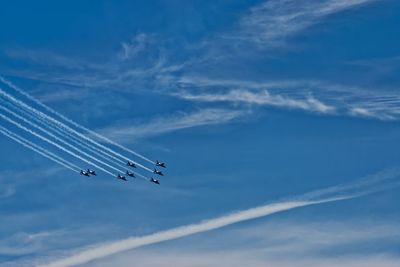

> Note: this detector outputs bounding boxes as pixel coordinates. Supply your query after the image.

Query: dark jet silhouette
[117,173,127,181]
[127,161,136,168]
[126,171,135,177]
[80,170,90,177]
[150,178,160,185]
[156,160,166,168]
[87,169,97,176]
[153,169,164,176]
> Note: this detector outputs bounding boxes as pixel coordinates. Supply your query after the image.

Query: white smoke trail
[1,102,150,181]
[0,77,155,164]
[12,102,127,169]
[0,113,115,177]
[15,104,125,168]
[41,169,399,267]
[10,101,128,168]
[0,87,146,169]
[0,125,79,173]
[0,87,153,173]
[0,104,125,175]
[1,98,125,167]
[135,172,151,181]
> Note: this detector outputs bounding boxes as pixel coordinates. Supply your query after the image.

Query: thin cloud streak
[173,90,334,114]
[0,0,379,96]
[95,219,400,267]
[239,0,376,47]
[86,250,400,267]
[40,200,334,267]
[99,108,246,143]
[84,218,400,267]
[41,167,400,267]
[173,77,400,121]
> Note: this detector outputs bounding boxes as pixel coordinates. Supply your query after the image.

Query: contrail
[0,87,153,173]
[41,169,400,267]
[0,113,116,177]
[0,125,79,173]
[0,77,155,164]
[0,104,125,175]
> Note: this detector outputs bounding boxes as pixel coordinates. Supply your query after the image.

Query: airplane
[127,161,136,168]
[117,173,127,181]
[126,171,135,177]
[150,178,160,185]
[156,160,166,168]
[87,169,97,176]
[80,170,90,177]
[153,169,164,176]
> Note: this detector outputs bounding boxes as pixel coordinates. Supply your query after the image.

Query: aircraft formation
[0,76,168,187]
[81,160,166,185]
[103,160,166,185]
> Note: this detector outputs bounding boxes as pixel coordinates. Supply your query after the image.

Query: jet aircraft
[87,169,96,176]
[117,174,127,181]
[127,161,136,168]
[150,178,160,185]
[153,169,164,176]
[80,170,90,177]
[126,171,135,177]
[156,160,166,168]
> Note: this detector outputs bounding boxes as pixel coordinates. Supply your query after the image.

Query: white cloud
[230,220,400,255]
[85,219,400,267]
[43,219,400,267]
[172,77,400,121]
[350,107,390,120]
[87,252,400,267]
[0,231,61,256]
[98,108,246,143]
[38,200,325,267]
[40,168,400,267]
[173,89,335,114]
[239,0,376,47]
[119,33,151,61]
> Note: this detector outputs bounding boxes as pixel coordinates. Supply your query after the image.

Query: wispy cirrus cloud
[98,108,247,143]
[81,251,400,267]
[0,0,392,126]
[39,169,400,267]
[237,0,376,47]
[171,76,400,121]
[1,32,171,94]
[119,33,153,61]
[78,220,400,267]
[173,89,334,114]
[0,231,57,256]
[1,1,379,91]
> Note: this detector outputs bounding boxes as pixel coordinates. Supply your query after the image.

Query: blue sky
[0,0,400,266]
